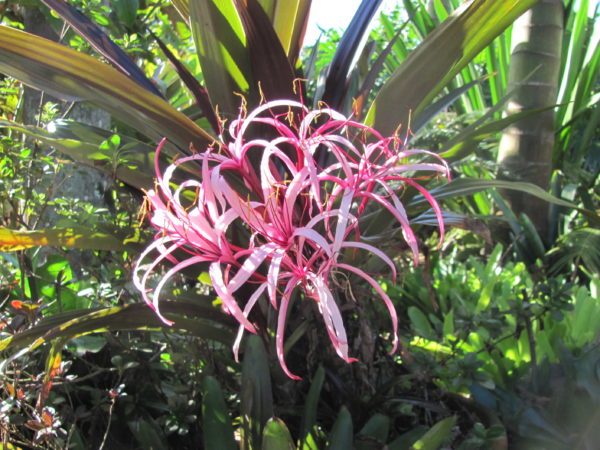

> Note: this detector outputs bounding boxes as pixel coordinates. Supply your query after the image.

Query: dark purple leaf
[233,0,298,103]
[355,21,407,119]
[321,0,383,110]
[40,0,163,97]
[149,29,220,133]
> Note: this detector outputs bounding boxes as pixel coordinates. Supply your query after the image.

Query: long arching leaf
[0,26,214,152]
[189,0,253,118]
[322,0,383,110]
[365,0,538,136]
[0,302,235,354]
[409,179,599,225]
[40,0,163,97]
[234,0,297,102]
[0,226,135,252]
[149,30,220,133]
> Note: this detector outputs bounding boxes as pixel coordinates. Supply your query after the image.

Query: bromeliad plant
[134,99,449,378]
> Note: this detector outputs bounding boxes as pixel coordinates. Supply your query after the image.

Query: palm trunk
[497,0,564,240]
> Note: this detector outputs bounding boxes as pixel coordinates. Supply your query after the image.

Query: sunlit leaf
[365,0,537,135]
[0,26,214,152]
[190,0,253,117]
[234,0,297,103]
[270,0,312,66]
[0,226,134,252]
[411,416,456,450]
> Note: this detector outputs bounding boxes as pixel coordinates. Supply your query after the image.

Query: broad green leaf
[262,418,295,450]
[365,0,537,135]
[388,426,429,450]
[128,420,167,450]
[241,335,274,449]
[442,309,455,337]
[357,414,390,448]
[0,26,214,152]
[0,226,133,252]
[410,416,456,450]
[202,376,237,450]
[328,406,353,450]
[190,0,253,117]
[300,365,325,449]
[407,306,434,338]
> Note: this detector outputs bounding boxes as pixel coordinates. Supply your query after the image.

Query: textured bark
[497,0,564,239]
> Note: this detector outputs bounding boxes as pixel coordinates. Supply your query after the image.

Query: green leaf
[442,309,454,338]
[262,418,295,450]
[328,406,353,450]
[0,226,133,252]
[365,0,537,135]
[357,414,390,449]
[409,178,598,223]
[439,106,556,161]
[388,426,429,450]
[241,335,274,448]
[410,416,456,450]
[0,26,214,152]
[190,0,253,116]
[202,376,237,450]
[407,306,434,338]
[0,301,234,356]
[300,365,325,449]
[128,419,167,450]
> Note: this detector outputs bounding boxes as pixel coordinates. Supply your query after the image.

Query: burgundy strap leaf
[40,0,163,97]
[322,0,383,110]
[233,0,298,103]
[149,29,220,133]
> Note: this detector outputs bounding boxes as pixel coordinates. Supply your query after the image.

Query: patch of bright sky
[304,0,599,46]
[304,0,400,46]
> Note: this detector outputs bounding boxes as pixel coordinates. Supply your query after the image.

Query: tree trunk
[21,7,110,222]
[497,0,564,240]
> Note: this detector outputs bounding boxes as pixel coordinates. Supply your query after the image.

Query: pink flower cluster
[134,100,449,378]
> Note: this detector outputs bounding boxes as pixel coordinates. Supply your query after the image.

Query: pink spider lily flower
[134,100,450,379]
